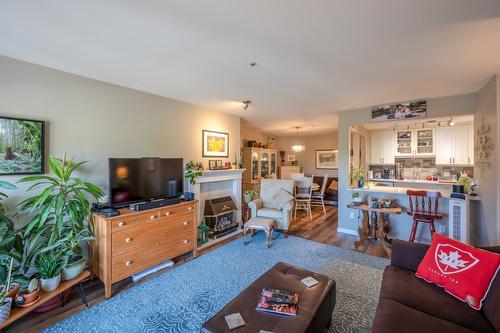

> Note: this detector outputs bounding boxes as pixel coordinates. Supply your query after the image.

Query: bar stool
[406,190,443,242]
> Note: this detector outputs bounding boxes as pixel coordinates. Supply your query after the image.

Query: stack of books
[256,288,299,316]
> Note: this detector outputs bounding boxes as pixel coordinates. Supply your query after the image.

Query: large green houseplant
[17,154,103,284]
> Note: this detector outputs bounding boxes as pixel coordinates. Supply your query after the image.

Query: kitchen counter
[367,178,458,185]
[348,185,480,201]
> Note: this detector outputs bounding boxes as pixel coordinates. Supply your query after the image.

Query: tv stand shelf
[90,200,198,299]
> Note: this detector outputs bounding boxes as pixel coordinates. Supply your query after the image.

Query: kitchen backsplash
[369,157,474,179]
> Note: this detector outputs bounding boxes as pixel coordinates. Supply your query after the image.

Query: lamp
[242,100,251,110]
[291,126,305,152]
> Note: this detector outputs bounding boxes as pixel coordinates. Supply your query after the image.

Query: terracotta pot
[0,283,19,300]
[0,298,12,324]
[39,274,61,292]
[16,287,40,305]
[62,257,86,281]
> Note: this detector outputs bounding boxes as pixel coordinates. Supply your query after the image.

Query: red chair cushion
[416,233,500,310]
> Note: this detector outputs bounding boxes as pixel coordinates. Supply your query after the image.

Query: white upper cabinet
[395,129,435,157]
[370,131,395,164]
[435,124,473,165]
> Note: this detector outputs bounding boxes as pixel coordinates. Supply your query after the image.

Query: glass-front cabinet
[242,148,278,190]
[395,128,435,157]
[416,129,434,155]
[396,130,412,156]
[251,151,259,181]
[260,152,269,178]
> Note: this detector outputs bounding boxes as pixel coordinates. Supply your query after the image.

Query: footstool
[243,217,277,248]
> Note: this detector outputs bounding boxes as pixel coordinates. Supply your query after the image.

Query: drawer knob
[183,239,188,244]
[118,222,124,227]
[164,211,170,216]
[188,207,193,211]
[125,237,132,243]
[150,215,157,220]
[125,260,133,266]
[183,221,188,226]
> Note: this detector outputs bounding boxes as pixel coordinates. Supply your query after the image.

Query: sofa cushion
[416,233,500,310]
[380,265,495,333]
[482,267,500,332]
[257,208,283,219]
[372,298,482,333]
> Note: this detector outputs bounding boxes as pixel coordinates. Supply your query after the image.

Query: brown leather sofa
[312,176,338,206]
[372,240,500,333]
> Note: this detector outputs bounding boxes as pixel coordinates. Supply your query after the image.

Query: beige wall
[0,56,240,215]
[240,119,276,149]
[474,74,499,245]
[277,133,338,177]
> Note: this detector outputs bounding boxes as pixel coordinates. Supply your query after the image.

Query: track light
[448,117,455,127]
[242,100,251,110]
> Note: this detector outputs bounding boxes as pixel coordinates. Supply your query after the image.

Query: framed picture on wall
[202,130,229,157]
[287,155,296,162]
[315,149,338,169]
[216,160,223,169]
[0,116,45,175]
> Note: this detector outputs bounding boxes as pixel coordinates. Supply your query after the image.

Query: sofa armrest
[390,239,430,272]
[248,199,263,218]
[282,200,294,212]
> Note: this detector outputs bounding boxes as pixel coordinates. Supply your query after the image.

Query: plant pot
[0,298,12,324]
[62,257,86,281]
[0,283,19,300]
[244,194,253,204]
[39,274,61,292]
[16,287,40,305]
[353,197,363,206]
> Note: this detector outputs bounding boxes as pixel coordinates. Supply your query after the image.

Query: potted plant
[290,160,299,166]
[0,258,14,324]
[15,278,39,306]
[458,171,472,194]
[352,168,365,188]
[184,161,203,200]
[244,189,257,204]
[60,228,93,281]
[352,192,363,206]
[36,249,65,292]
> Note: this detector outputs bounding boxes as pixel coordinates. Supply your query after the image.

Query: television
[109,157,184,206]
[0,116,45,175]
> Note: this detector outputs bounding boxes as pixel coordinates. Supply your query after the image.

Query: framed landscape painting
[315,149,338,169]
[0,116,45,175]
[202,130,229,157]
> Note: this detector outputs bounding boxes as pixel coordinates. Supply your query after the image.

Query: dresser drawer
[111,236,194,282]
[111,215,194,256]
[110,215,140,232]
[158,203,195,220]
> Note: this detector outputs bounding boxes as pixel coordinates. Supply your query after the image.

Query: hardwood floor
[7,206,387,333]
[289,205,389,259]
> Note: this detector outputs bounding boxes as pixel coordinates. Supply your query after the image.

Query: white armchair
[248,179,295,236]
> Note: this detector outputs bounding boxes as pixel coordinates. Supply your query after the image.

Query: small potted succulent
[15,278,40,306]
[352,192,363,206]
[184,161,203,200]
[0,258,14,324]
[37,250,65,292]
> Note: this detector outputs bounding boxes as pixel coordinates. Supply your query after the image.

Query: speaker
[129,197,182,212]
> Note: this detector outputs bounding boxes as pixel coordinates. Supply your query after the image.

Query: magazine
[256,288,299,316]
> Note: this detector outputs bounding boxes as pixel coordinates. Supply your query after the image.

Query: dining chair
[406,190,443,242]
[311,174,328,214]
[294,176,313,219]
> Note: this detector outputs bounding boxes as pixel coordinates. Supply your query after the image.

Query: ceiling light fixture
[291,126,305,152]
[242,100,251,110]
[448,117,455,127]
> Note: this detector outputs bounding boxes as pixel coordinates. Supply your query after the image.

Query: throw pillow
[327,180,338,191]
[269,188,294,210]
[416,233,500,310]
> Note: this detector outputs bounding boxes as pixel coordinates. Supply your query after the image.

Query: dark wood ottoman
[200,262,336,333]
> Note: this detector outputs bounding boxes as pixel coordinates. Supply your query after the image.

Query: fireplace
[203,196,238,239]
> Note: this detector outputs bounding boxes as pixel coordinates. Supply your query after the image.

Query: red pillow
[416,233,500,310]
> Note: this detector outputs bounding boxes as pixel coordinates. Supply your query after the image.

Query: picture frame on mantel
[202,130,229,157]
[315,149,338,169]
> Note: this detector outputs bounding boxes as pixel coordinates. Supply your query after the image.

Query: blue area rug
[43,234,388,333]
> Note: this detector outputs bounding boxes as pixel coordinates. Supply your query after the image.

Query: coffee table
[201,262,336,333]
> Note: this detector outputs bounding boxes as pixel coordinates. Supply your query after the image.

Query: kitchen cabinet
[370,131,395,164]
[395,129,435,157]
[435,124,473,165]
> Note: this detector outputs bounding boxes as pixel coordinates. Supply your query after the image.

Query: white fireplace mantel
[190,169,246,226]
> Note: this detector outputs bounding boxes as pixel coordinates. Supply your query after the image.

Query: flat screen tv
[0,116,45,175]
[109,157,184,206]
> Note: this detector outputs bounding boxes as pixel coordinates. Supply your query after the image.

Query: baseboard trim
[337,227,358,236]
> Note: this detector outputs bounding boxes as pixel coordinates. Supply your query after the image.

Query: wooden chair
[311,174,328,214]
[406,190,443,242]
[294,176,313,219]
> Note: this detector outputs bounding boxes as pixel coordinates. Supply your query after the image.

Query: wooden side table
[347,203,402,256]
[242,203,251,223]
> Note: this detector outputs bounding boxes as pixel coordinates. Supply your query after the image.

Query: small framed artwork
[287,155,296,162]
[216,160,223,169]
[315,149,338,169]
[208,160,217,170]
[202,130,229,157]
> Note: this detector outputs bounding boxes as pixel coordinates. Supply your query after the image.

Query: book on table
[256,288,299,316]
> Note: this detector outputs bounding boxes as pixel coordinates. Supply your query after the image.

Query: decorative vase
[39,274,61,292]
[0,298,12,324]
[62,257,86,281]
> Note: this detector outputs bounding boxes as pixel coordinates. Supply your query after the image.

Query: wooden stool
[406,190,443,242]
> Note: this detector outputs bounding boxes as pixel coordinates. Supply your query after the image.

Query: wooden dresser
[90,200,197,298]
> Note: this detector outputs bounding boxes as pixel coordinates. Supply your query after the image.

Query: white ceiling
[1,1,500,135]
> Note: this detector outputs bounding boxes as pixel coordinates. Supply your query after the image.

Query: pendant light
[291,126,305,152]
